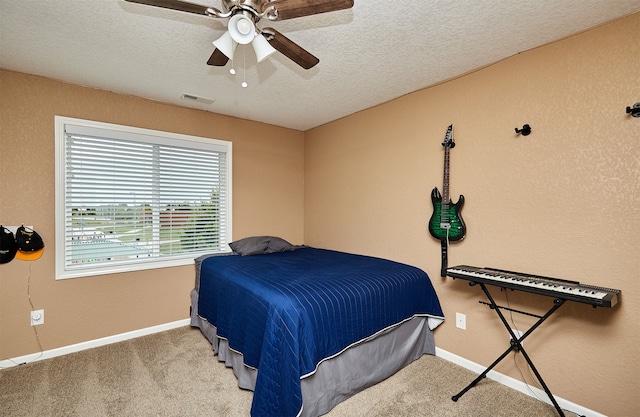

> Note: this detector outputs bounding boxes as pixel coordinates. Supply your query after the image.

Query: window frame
[54,116,232,280]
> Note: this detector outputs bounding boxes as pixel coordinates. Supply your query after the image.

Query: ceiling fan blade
[268,0,354,20]
[124,0,211,16]
[207,49,229,66]
[263,28,319,69]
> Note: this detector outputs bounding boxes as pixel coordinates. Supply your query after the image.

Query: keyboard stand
[451,281,567,417]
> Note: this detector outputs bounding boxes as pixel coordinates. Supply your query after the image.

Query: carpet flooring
[1,326,570,417]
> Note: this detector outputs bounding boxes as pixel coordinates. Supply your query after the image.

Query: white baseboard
[1,319,191,369]
[436,347,605,417]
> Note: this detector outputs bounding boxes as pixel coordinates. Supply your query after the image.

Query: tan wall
[304,13,639,417]
[1,12,638,417]
[0,70,305,359]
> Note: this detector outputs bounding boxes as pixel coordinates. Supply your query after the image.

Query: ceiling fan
[124,0,355,69]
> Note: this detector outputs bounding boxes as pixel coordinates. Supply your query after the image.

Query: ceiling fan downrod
[218,0,275,20]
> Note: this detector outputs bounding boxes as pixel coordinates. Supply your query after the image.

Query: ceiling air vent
[181,93,214,105]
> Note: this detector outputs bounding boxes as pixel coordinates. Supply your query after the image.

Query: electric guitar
[429,125,466,274]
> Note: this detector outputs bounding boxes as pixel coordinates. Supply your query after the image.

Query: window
[55,116,232,279]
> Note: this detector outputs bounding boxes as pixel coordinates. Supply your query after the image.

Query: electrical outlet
[455,312,466,330]
[31,309,44,326]
[510,329,524,345]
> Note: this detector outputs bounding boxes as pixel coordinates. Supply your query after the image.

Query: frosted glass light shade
[228,14,255,45]
[212,31,237,59]
[252,34,277,63]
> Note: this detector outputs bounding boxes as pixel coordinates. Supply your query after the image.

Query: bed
[190,236,444,417]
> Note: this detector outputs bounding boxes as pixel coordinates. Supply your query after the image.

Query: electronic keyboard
[447,265,620,307]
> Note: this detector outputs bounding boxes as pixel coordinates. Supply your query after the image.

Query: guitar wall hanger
[514,124,532,136]
[626,103,640,118]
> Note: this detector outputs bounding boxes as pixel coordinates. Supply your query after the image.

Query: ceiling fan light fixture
[252,34,277,63]
[228,14,256,45]
[212,31,237,59]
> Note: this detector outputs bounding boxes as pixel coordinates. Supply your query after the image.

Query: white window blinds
[55,117,232,279]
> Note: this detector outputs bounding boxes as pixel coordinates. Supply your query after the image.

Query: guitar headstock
[441,124,455,149]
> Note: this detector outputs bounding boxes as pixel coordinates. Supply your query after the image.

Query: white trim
[436,347,607,417]
[0,319,190,369]
[54,115,233,280]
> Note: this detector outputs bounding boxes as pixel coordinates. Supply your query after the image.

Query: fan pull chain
[242,46,248,88]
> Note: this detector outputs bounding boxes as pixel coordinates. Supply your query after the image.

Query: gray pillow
[229,236,296,256]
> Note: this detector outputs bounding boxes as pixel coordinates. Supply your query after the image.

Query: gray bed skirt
[191,288,439,417]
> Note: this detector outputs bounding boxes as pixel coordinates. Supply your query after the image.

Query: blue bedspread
[197,247,444,417]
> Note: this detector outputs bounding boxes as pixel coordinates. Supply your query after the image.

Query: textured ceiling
[1,1,638,131]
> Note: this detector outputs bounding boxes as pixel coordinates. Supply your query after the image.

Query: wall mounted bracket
[626,103,640,118]
[515,124,531,136]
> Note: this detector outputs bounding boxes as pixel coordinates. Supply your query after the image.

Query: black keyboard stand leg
[451,283,567,417]
[451,340,517,401]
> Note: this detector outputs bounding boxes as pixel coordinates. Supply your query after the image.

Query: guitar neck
[442,146,450,207]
